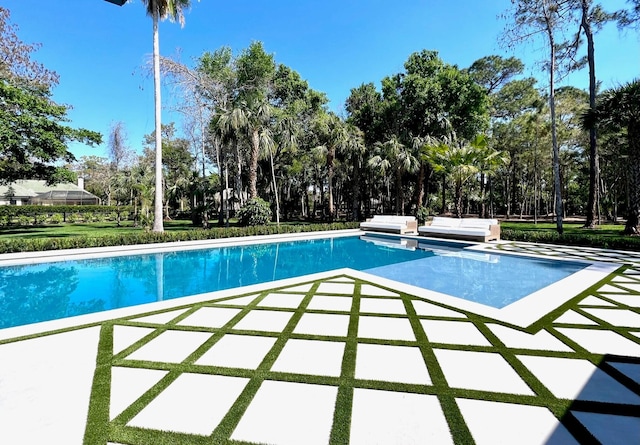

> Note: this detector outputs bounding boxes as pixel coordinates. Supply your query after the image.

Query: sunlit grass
[501,221,626,237]
[0,220,201,240]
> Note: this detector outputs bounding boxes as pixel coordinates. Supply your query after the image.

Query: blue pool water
[0,235,586,329]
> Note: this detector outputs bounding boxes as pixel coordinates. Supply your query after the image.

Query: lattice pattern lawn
[1,241,639,444]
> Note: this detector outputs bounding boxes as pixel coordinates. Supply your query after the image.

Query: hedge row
[0,205,135,226]
[0,222,361,254]
[501,228,640,251]
[0,205,133,217]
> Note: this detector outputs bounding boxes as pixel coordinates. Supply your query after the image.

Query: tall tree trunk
[547,20,564,234]
[200,112,208,228]
[455,180,463,218]
[415,161,425,209]
[327,148,335,221]
[395,170,403,215]
[479,173,486,217]
[509,163,517,218]
[217,140,225,226]
[624,126,640,234]
[441,174,446,215]
[152,9,164,233]
[582,0,600,229]
[488,176,494,218]
[249,129,259,199]
[351,159,361,221]
[235,140,243,207]
[269,149,280,225]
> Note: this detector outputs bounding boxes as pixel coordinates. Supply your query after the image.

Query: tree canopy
[0,7,101,185]
[2,3,638,234]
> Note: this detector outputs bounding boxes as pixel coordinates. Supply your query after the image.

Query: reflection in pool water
[0,235,586,328]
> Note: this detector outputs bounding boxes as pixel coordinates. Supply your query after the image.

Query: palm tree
[225,99,272,201]
[588,79,640,234]
[369,136,420,215]
[342,124,366,220]
[413,134,441,210]
[216,105,248,211]
[270,112,300,224]
[314,113,348,220]
[429,134,489,218]
[140,0,192,233]
[475,142,510,218]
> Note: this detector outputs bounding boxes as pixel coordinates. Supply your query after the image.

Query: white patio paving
[0,240,638,444]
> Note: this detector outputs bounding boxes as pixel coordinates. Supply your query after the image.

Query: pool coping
[0,229,363,266]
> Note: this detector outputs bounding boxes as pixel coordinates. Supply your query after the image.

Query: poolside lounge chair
[360,215,418,235]
[418,217,500,242]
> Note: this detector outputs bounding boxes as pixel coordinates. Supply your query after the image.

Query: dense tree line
[2,2,640,234]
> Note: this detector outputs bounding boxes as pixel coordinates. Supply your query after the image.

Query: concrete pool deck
[0,239,639,444]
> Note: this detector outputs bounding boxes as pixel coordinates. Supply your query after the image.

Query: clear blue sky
[4,0,639,160]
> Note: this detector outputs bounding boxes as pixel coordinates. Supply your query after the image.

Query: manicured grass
[500,221,640,251]
[0,221,361,254]
[0,219,323,241]
[0,220,203,240]
[501,221,626,237]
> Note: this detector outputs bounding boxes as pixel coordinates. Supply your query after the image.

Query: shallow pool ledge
[346,261,620,328]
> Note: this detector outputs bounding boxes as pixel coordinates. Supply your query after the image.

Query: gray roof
[0,180,97,200]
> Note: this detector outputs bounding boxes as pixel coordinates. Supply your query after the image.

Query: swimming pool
[0,233,591,329]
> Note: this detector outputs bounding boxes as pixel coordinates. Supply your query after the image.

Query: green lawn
[0,220,198,240]
[500,221,626,237]
[0,218,333,241]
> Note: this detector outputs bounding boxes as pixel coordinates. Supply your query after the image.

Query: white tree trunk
[152,9,164,232]
[270,149,280,225]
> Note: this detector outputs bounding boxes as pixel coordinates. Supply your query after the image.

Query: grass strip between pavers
[61,270,640,444]
[327,279,360,445]
[82,323,113,445]
[402,290,476,444]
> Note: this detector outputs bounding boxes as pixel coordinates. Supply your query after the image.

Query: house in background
[0,179,100,206]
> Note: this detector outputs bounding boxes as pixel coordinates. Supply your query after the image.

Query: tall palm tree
[270,112,300,224]
[413,134,441,210]
[342,124,366,220]
[475,142,510,218]
[369,136,420,215]
[429,134,489,218]
[141,0,192,233]
[227,99,272,201]
[216,105,248,210]
[588,79,640,234]
[314,113,348,220]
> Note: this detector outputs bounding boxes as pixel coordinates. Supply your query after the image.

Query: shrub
[501,228,640,251]
[48,213,64,224]
[416,206,430,225]
[0,222,360,253]
[237,198,272,226]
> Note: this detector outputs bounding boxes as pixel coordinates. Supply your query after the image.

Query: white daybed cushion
[459,218,498,229]
[361,222,406,230]
[429,217,462,228]
[419,217,497,237]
